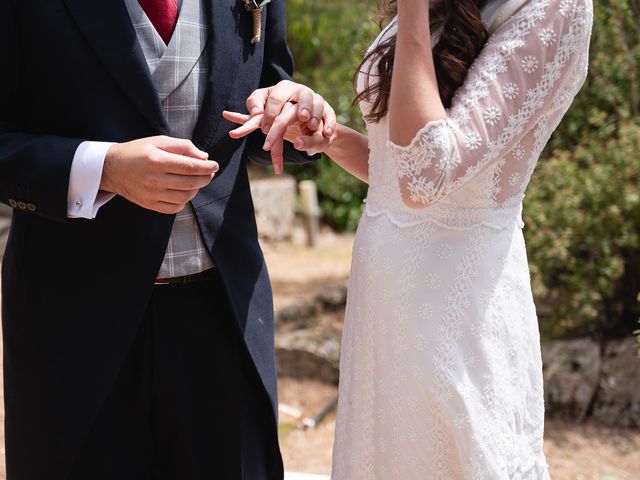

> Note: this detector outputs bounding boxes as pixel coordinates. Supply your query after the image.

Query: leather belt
[155,268,216,286]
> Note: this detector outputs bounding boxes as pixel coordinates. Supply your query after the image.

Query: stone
[276,328,341,385]
[250,175,297,242]
[317,283,348,311]
[542,338,601,422]
[276,283,348,328]
[592,337,640,428]
[277,300,320,327]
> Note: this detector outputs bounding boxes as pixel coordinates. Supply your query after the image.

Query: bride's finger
[228,114,263,139]
[293,130,330,154]
[263,103,299,175]
[263,103,299,151]
[223,110,251,124]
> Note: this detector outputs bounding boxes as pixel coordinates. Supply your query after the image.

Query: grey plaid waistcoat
[124,0,214,278]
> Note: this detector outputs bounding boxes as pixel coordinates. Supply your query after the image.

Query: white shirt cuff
[67,141,116,219]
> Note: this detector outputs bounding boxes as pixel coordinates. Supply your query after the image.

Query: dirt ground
[0,233,637,479]
[0,372,635,480]
[276,377,640,479]
[265,234,640,480]
[264,230,355,312]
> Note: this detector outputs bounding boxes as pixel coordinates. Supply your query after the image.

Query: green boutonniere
[244,0,272,44]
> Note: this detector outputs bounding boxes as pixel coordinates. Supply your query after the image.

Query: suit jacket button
[8,199,18,208]
[17,201,27,210]
[27,203,37,212]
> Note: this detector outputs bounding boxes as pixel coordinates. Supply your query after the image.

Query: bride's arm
[389,0,445,146]
[324,124,370,183]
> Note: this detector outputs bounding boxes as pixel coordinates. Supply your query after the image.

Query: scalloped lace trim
[387,119,450,153]
[363,199,525,231]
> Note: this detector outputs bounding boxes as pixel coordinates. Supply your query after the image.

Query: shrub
[286,0,378,230]
[525,123,640,338]
[524,0,640,338]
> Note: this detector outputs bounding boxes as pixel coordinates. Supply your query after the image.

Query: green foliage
[524,0,640,337]
[285,0,640,336]
[286,0,379,230]
[525,122,640,338]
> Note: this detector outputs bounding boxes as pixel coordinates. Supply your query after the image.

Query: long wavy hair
[355,0,490,122]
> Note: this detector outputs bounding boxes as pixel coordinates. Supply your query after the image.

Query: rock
[276,283,348,328]
[276,328,341,384]
[317,283,348,311]
[277,300,320,327]
[250,175,297,242]
[542,338,601,421]
[592,337,640,428]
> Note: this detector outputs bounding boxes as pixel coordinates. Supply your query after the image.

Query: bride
[226,0,593,477]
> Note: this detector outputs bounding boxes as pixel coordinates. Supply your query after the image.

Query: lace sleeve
[389,0,593,207]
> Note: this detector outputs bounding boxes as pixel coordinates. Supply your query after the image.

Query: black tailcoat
[0,0,313,478]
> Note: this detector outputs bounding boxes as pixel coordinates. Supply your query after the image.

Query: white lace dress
[331,0,592,478]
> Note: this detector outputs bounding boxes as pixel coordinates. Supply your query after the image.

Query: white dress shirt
[67,141,115,219]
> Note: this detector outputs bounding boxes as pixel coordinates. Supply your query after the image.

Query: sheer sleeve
[389,0,593,207]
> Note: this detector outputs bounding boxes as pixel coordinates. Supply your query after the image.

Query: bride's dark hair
[354,0,490,122]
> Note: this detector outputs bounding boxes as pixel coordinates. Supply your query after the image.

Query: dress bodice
[365,114,524,230]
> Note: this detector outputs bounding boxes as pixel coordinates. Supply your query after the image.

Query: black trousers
[67,270,282,480]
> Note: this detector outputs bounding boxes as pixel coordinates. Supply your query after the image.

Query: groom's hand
[246,80,336,139]
[100,136,218,215]
[223,80,337,173]
[224,103,333,174]
[251,82,338,160]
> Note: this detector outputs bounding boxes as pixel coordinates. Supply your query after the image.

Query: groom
[0,0,321,478]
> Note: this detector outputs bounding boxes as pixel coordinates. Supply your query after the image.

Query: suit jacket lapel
[63,0,170,134]
[192,0,244,151]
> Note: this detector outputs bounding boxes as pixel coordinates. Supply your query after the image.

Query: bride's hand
[246,80,336,138]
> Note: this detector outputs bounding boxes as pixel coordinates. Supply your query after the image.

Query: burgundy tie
[138,0,179,45]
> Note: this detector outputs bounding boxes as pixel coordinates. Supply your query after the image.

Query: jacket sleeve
[244,0,320,166]
[0,0,86,222]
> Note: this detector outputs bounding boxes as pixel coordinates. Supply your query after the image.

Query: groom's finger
[307,93,326,131]
[262,80,310,133]
[322,102,337,139]
[296,89,314,123]
[262,94,291,134]
[246,87,270,116]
